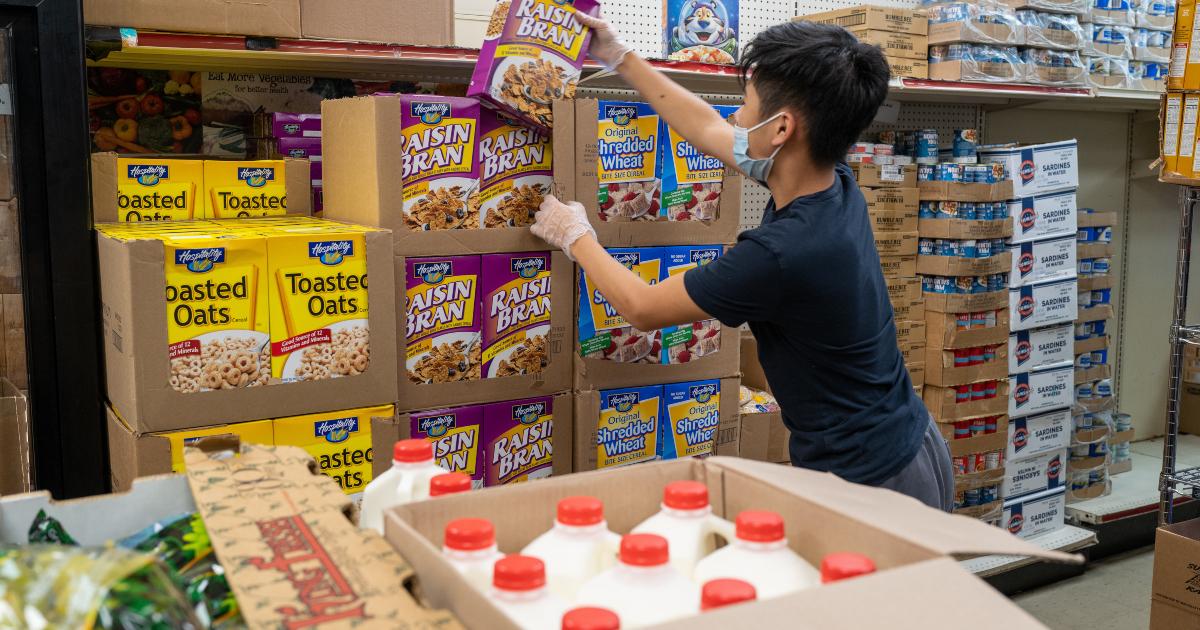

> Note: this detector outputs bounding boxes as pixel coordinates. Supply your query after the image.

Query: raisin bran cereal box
[203,159,289,218]
[117,158,206,221]
[578,247,662,363]
[597,101,663,222]
[659,379,721,460]
[659,105,736,222]
[410,405,486,488]
[482,252,552,379]
[400,95,481,231]
[482,396,554,486]
[664,0,740,64]
[597,385,662,468]
[661,245,722,364]
[479,108,553,228]
[272,404,395,497]
[468,0,598,130]
[406,255,482,384]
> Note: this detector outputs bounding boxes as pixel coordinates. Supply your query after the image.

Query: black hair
[739,21,891,166]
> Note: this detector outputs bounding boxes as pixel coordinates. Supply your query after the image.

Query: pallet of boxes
[924,0,1028,84]
[799,5,930,79]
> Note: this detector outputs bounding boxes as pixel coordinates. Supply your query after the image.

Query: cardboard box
[1074,364,1112,385]
[869,208,918,233]
[937,415,1009,457]
[82,0,300,37]
[1077,274,1114,292]
[1009,324,1074,374]
[980,140,1080,198]
[1009,278,1079,332]
[879,255,917,279]
[1003,447,1066,499]
[385,457,1079,630]
[893,299,926,323]
[1074,334,1109,355]
[928,20,1021,45]
[1108,428,1135,445]
[1009,236,1078,287]
[739,334,789,465]
[888,276,922,309]
[1153,521,1200,627]
[875,231,919,256]
[917,218,1013,240]
[1007,189,1078,244]
[924,289,1008,314]
[301,0,452,46]
[896,319,927,346]
[924,345,1008,388]
[926,310,1010,349]
[930,59,1024,83]
[1077,211,1119,228]
[1010,366,1074,419]
[98,228,397,433]
[1077,242,1115,259]
[924,381,1009,421]
[886,56,930,79]
[909,361,926,387]
[1078,303,1114,323]
[1003,487,1067,540]
[1008,407,1072,462]
[800,5,928,35]
[0,377,29,495]
[917,180,1015,202]
[844,27,928,59]
[852,163,918,188]
[863,187,919,213]
[917,251,1012,277]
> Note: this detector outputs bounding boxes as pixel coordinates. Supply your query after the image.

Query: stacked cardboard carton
[800,5,930,79]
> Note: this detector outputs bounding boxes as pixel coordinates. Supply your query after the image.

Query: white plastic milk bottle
[575,534,699,628]
[819,552,876,584]
[630,480,734,576]
[700,578,757,611]
[442,517,504,592]
[562,607,621,630]
[359,439,446,533]
[430,472,473,497]
[692,510,819,599]
[490,555,567,630]
[521,496,621,601]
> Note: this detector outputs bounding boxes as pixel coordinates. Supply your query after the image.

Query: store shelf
[960,525,1097,578]
[1069,435,1200,525]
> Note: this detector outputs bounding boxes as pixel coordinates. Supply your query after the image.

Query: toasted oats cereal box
[401,95,481,231]
[659,379,721,460]
[659,105,736,222]
[664,0,740,64]
[597,101,663,222]
[578,247,663,363]
[204,159,289,218]
[267,226,371,382]
[116,158,206,222]
[479,108,553,228]
[482,252,552,379]
[159,419,274,473]
[406,255,482,384]
[410,404,485,488]
[598,385,662,469]
[273,404,394,497]
[468,0,598,130]
[661,245,722,364]
[482,396,554,486]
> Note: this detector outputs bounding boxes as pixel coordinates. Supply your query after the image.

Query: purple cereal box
[410,405,486,488]
[468,0,599,131]
[275,136,322,160]
[482,396,554,486]
[400,95,481,230]
[271,112,322,139]
[481,252,551,379]
[405,255,482,384]
[479,108,553,228]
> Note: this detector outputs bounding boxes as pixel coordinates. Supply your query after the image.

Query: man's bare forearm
[615,56,736,165]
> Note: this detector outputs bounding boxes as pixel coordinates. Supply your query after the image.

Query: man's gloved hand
[532,195,597,262]
[576,11,633,72]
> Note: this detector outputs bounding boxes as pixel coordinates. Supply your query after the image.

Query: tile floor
[1014,546,1154,629]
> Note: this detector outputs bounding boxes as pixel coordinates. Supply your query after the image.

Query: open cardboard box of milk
[385,457,1078,628]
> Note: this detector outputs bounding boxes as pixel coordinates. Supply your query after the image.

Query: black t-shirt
[684,163,927,485]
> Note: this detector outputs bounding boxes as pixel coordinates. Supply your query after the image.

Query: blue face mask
[733,111,785,187]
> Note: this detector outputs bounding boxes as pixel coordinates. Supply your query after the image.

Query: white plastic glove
[576,10,633,71]
[532,195,597,262]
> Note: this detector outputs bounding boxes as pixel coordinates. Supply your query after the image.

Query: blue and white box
[1009,324,1075,374]
[1010,365,1074,419]
[1007,408,1072,462]
[980,140,1079,197]
[1009,235,1079,287]
[1010,278,1079,332]
[1003,486,1067,539]
[1003,447,1066,500]
[1006,189,1079,244]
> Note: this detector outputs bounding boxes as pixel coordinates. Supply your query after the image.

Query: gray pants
[878,416,955,511]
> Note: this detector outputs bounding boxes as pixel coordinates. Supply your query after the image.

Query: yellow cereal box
[267,227,370,382]
[158,420,274,473]
[204,159,289,218]
[273,404,394,496]
[596,101,662,221]
[163,233,270,393]
[596,385,661,469]
[116,158,205,222]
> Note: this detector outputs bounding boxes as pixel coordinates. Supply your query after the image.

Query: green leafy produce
[136,116,174,152]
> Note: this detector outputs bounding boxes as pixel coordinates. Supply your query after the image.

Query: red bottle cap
[820,552,876,583]
[663,480,709,510]
[562,607,621,630]
[557,496,604,526]
[393,439,433,463]
[700,578,757,611]
[444,518,494,551]
[430,472,472,497]
[619,533,669,567]
[493,555,545,591]
[735,510,785,543]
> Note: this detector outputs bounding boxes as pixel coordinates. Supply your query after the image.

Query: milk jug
[700,578,757,611]
[692,510,819,599]
[820,552,876,584]
[443,517,504,592]
[490,555,567,630]
[430,472,472,497]
[562,607,621,630]
[359,439,446,533]
[521,496,621,601]
[575,534,699,628]
[630,480,734,576]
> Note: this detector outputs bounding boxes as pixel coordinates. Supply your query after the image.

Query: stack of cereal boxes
[257,112,324,215]
[800,5,930,79]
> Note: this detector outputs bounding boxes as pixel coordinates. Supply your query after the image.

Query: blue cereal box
[661,245,723,364]
[664,0,740,64]
[597,385,663,468]
[597,101,662,222]
[578,247,664,362]
[659,379,721,460]
[659,105,737,222]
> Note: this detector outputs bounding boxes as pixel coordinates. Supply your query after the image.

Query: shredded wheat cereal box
[116,158,206,222]
[482,396,554,486]
[578,247,662,363]
[659,379,721,460]
[661,245,722,364]
[401,95,481,231]
[597,101,663,222]
[406,255,482,384]
[159,419,274,473]
[482,252,552,379]
[267,225,371,383]
[410,405,485,488]
[163,232,271,393]
[479,108,553,228]
[468,0,598,130]
[203,159,290,218]
[597,385,662,468]
[659,105,736,222]
[273,404,394,497]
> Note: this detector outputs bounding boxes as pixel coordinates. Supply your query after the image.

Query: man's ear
[776,110,801,147]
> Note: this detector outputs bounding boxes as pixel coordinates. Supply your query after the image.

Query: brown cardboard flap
[799,5,928,35]
[862,187,918,213]
[879,255,917,279]
[925,382,1009,421]
[924,290,1008,314]
[740,332,769,391]
[928,19,1019,45]
[1078,304,1114,323]
[738,411,789,464]
[938,416,1010,456]
[1078,274,1114,291]
[918,181,1014,202]
[875,231,919,256]
[1077,242,1115,259]
[1074,364,1111,384]
[852,163,917,188]
[917,252,1012,277]
[1074,335,1109,355]
[918,217,1013,240]
[1078,211,1118,227]
[925,310,1010,349]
